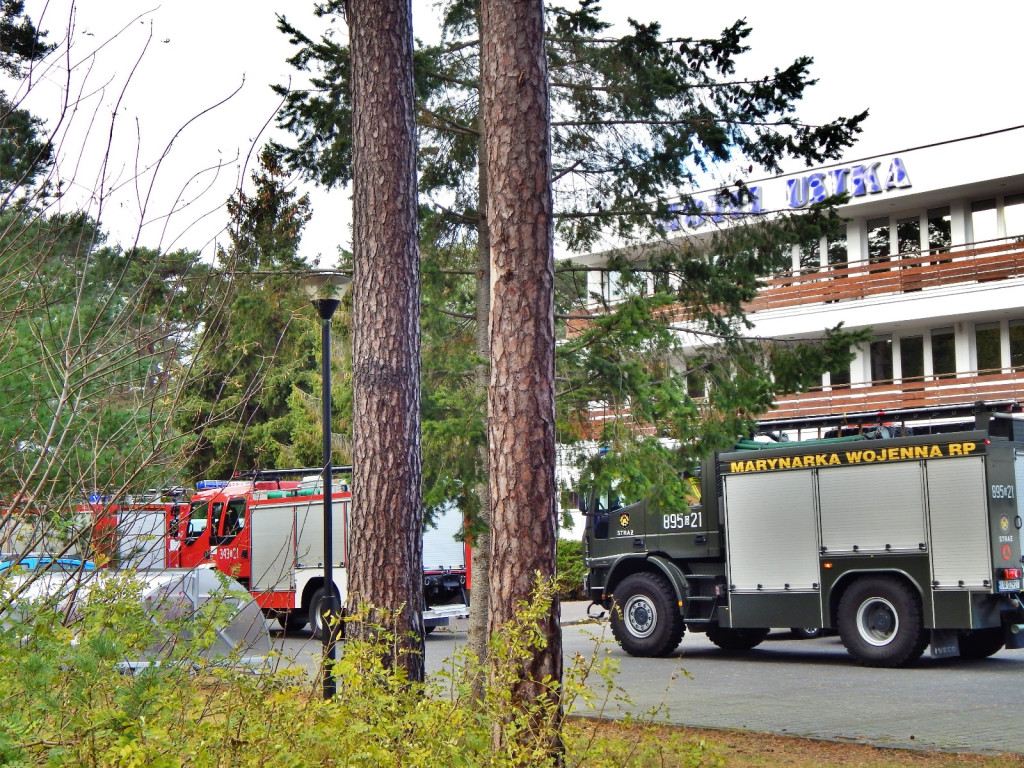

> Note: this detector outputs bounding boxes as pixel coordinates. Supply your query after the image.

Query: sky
[14,0,1024,263]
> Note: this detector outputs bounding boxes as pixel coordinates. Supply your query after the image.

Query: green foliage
[0,2,54,201]
[420,235,486,526]
[175,147,348,481]
[557,538,587,600]
[0,92,51,200]
[276,2,865,251]
[276,3,870,520]
[0,575,720,768]
[0,209,204,501]
[0,0,53,77]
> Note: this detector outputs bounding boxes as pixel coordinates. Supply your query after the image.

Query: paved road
[270,606,1024,755]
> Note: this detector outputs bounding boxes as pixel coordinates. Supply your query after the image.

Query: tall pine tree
[176,147,328,480]
[273,0,869,639]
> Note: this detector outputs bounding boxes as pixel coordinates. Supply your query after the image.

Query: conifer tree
[343,0,425,681]
[175,147,326,480]
[273,0,869,637]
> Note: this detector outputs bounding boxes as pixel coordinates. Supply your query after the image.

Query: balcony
[768,370,1024,425]
[749,238,1024,424]
[573,237,1024,431]
[749,237,1024,313]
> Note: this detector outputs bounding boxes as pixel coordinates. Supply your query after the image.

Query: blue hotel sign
[668,157,912,230]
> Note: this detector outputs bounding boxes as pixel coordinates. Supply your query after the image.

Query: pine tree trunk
[467,110,492,700]
[480,0,562,735]
[345,0,424,681]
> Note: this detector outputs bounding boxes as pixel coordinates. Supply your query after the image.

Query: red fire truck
[81,489,188,569]
[102,469,471,639]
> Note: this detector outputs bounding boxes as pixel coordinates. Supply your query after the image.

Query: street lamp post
[300,270,351,700]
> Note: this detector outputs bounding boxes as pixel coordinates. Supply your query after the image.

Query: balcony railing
[769,370,1024,422]
[573,237,1024,430]
[750,237,1024,313]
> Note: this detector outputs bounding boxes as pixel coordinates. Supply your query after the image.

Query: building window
[1011,321,1024,370]
[931,327,956,379]
[897,216,920,258]
[927,207,952,253]
[828,364,850,390]
[971,199,998,244]
[867,217,890,271]
[975,323,1001,373]
[686,359,706,398]
[827,232,848,276]
[1005,194,1024,240]
[651,266,674,295]
[598,269,623,302]
[870,338,893,383]
[798,233,821,275]
[899,336,924,382]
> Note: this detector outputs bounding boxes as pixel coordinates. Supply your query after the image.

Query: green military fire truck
[583,411,1024,666]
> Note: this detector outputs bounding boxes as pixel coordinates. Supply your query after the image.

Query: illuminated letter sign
[676,157,910,225]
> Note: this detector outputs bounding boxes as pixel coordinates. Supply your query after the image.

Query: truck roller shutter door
[723,470,818,592]
[819,463,925,553]
[928,456,990,588]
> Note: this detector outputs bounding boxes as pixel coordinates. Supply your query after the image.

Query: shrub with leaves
[0,575,719,767]
[556,538,588,601]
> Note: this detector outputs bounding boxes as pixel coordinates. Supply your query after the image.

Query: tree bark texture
[345,0,424,680]
[467,109,492,699]
[480,0,561,715]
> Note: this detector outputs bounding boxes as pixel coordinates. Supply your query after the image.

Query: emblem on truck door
[619,513,630,527]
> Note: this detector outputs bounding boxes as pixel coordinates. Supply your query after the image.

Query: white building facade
[580,127,1024,433]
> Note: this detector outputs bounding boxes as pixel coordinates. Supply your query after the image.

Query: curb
[561,601,607,626]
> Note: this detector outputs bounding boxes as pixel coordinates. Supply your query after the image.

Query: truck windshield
[597,482,627,512]
[188,501,209,538]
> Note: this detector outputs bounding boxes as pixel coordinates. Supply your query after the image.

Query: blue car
[0,555,97,574]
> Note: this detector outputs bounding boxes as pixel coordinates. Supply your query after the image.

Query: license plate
[998,579,1021,592]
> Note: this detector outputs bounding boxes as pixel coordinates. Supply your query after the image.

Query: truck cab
[584,471,716,594]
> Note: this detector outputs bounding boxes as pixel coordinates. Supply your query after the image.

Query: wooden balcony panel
[769,372,1024,421]
[572,240,1024,335]
[749,240,1024,314]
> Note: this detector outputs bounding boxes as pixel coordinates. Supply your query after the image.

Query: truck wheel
[610,572,685,657]
[791,627,822,639]
[957,628,1004,659]
[707,627,769,650]
[309,587,341,642]
[837,576,927,667]
[277,611,307,634]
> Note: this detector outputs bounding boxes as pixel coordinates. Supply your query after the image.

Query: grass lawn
[574,720,1024,768]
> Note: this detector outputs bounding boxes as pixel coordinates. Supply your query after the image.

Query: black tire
[309,586,341,642]
[609,572,685,657]
[837,576,927,667]
[424,624,436,636]
[707,626,770,650]
[791,627,822,639]
[277,610,308,633]
[958,627,1005,660]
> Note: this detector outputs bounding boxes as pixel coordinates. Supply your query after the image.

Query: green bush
[0,573,716,768]
[557,538,588,600]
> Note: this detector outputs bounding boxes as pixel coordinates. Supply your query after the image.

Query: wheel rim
[856,597,898,646]
[313,606,323,634]
[623,594,657,638]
